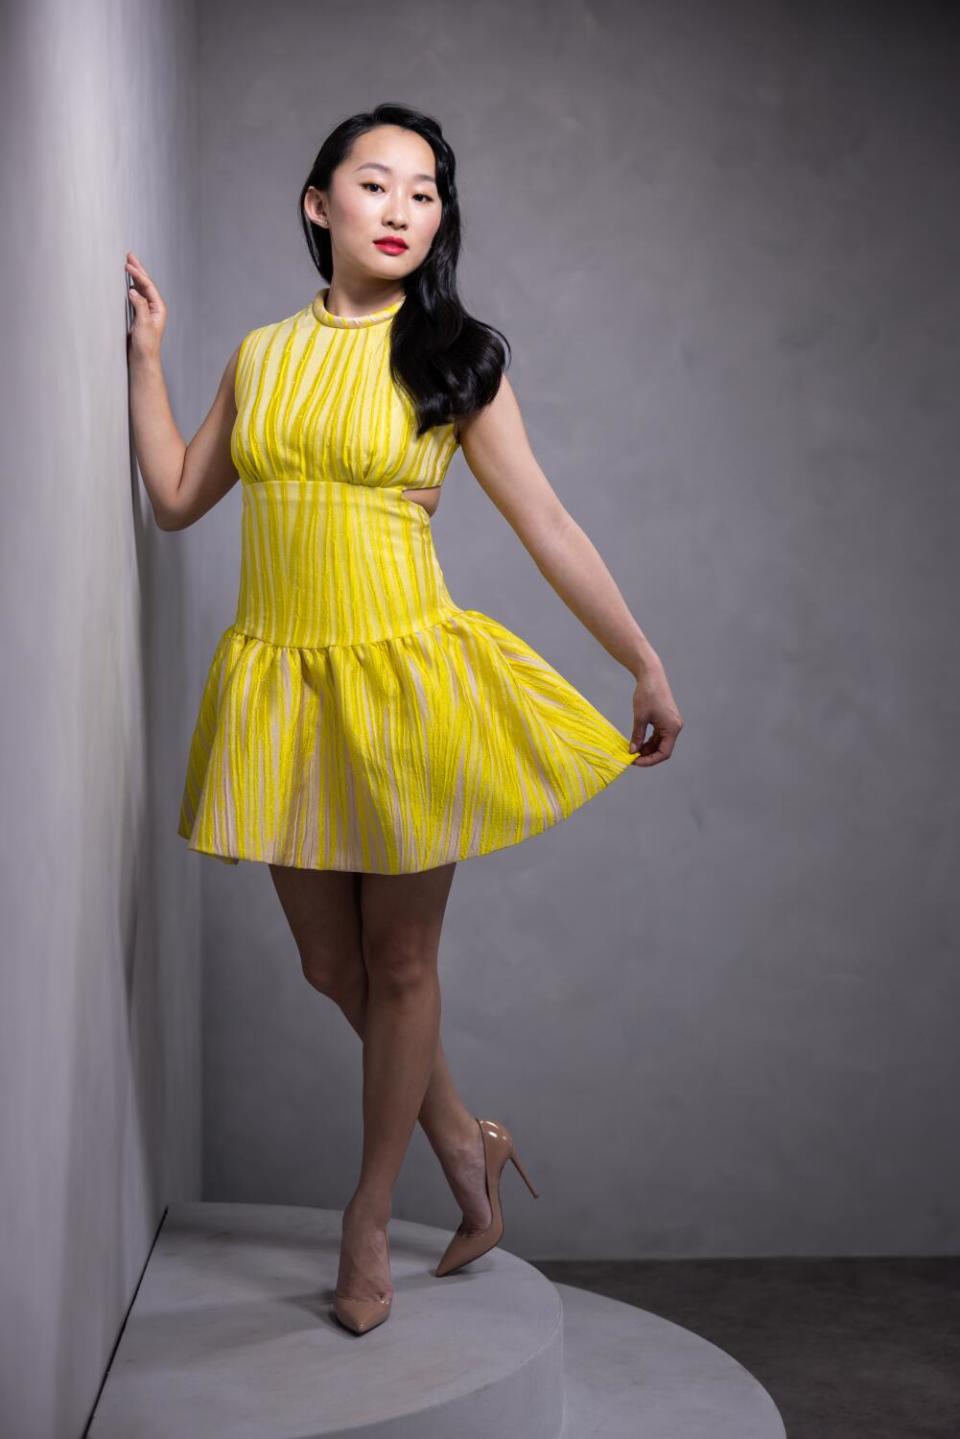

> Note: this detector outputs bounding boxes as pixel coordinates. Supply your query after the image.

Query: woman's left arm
[458,374,683,765]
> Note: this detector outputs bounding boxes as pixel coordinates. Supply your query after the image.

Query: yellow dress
[177,286,637,872]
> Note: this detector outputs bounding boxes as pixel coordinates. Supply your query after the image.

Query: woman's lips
[374,239,408,253]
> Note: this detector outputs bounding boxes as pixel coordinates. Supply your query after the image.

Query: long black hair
[298,103,509,438]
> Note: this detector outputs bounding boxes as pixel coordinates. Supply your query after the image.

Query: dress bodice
[230,286,460,491]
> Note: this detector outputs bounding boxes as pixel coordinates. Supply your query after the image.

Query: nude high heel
[434,1117,539,1278]
[332,1289,392,1334]
[333,1225,393,1334]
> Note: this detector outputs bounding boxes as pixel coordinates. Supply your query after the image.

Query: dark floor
[531,1256,960,1439]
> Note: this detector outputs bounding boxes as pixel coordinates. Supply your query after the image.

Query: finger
[635,728,676,765]
[127,261,158,297]
[628,719,648,754]
[645,724,673,754]
[652,730,677,760]
[636,727,663,762]
[631,745,662,765]
[127,287,151,321]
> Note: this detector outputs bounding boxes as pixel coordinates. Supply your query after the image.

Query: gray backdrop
[197,0,960,1258]
[2,1,958,1435]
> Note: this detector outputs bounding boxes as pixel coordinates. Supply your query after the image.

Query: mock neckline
[310,286,405,328]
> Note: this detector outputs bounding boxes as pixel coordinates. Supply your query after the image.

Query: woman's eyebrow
[353,161,437,185]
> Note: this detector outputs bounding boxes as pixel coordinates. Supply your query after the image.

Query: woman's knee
[361,928,438,995]
[357,865,455,995]
[298,942,366,1003]
[267,864,365,1003]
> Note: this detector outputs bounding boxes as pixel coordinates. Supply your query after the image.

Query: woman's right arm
[125,251,241,531]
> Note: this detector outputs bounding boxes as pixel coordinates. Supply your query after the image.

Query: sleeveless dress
[176,286,637,872]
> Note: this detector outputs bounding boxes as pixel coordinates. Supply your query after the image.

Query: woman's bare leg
[268,863,491,1298]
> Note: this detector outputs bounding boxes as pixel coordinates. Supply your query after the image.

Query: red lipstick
[374,239,408,254]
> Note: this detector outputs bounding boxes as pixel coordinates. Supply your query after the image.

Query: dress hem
[176,748,638,874]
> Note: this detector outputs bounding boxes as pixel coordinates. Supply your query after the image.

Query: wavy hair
[298,103,509,438]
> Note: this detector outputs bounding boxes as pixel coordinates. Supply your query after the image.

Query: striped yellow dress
[177,286,637,872]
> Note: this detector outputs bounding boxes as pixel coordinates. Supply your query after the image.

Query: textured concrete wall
[0,0,203,1434]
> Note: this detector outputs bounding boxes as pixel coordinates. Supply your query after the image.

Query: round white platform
[87,1202,786,1439]
[555,1280,785,1437]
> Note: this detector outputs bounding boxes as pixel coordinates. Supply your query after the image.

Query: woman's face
[306,124,442,288]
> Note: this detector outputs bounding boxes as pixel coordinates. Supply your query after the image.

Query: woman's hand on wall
[125,252,167,364]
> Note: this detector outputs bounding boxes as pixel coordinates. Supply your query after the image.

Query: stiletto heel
[509,1148,539,1198]
[434,1117,540,1278]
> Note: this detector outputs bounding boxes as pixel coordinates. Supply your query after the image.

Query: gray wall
[195,0,960,1261]
[0,1,202,1435]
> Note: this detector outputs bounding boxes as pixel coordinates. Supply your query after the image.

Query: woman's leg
[268,862,490,1297]
[268,865,488,1228]
[337,862,457,1301]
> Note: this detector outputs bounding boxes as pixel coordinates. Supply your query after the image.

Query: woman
[126,102,683,1336]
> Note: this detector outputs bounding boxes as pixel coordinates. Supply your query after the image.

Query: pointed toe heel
[434,1116,540,1278]
[332,1289,393,1334]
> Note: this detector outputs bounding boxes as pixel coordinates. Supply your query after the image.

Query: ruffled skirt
[177,480,637,872]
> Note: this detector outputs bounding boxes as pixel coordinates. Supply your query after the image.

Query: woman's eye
[360,181,434,203]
